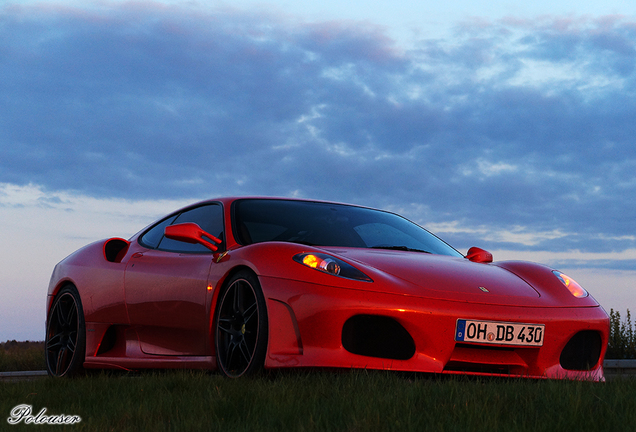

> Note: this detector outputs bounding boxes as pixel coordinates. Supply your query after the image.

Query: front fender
[494,261,601,308]
[46,239,129,324]
[220,242,376,291]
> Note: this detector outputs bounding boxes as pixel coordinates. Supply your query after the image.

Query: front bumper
[262,276,609,380]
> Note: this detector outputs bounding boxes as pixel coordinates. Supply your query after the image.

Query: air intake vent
[342,315,415,360]
[103,238,130,263]
[560,331,602,371]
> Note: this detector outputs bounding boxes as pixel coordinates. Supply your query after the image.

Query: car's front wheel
[45,285,86,377]
[214,270,268,377]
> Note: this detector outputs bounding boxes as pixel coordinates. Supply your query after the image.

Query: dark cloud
[1,3,636,256]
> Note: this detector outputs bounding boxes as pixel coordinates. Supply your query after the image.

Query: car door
[124,203,224,356]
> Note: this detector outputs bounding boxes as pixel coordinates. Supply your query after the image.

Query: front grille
[444,361,517,375]
[443,343,531,375]
[342,315,415,360]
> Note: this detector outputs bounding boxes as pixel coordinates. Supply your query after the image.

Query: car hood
[325,248,542,306]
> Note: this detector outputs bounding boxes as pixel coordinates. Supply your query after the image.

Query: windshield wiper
[371,245,431,253]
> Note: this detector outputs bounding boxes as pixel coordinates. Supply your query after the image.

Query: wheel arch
[212,267,269,377]
[45,283,87,377]
[219,265,259,290]
[47,279,79,315]
[209,264,261,336]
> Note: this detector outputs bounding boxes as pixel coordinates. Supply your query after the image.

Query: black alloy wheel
[215,271,268,377]
[45,286,86,377]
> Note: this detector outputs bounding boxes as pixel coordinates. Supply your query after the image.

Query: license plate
[455,319,544,347]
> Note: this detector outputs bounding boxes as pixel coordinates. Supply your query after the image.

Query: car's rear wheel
[45,285,86,377]
[214,270,268,377]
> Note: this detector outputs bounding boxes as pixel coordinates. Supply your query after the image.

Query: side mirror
[466,246,493,263]
[164,223,222,252]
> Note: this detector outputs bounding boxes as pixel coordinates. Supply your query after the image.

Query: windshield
[233,199,462,257]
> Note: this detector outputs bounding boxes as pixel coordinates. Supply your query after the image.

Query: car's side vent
[342,315,415,360]
[559,330,603,371]
[103,238,130,263]
[96,326,117,356]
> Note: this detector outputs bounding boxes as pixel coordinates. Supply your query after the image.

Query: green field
[2,313,636,432]
[2,369,636,431]
[0,341,45,372]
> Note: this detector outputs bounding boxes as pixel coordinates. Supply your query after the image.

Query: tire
[45,285,86,377]
[214,270,268,377]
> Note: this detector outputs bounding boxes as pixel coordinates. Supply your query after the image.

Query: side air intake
[103,238,130,263]
[560,331,602,371]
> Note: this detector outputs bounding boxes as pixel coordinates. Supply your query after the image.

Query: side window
[157,204,225,253]
[139,215,177,249]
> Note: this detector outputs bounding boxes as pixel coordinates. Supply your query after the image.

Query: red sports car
[46,197,609,379]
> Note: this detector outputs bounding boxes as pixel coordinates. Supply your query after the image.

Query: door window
[140,203,224,253]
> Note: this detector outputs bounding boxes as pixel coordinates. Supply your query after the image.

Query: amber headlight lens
[553,271,588,298]
[294,253,372,282]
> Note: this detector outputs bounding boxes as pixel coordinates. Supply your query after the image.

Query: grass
[0,341,45,372]
[2,333,636,431]
[2,370,636,431]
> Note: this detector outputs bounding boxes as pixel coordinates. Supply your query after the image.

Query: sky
[1,0,636,341]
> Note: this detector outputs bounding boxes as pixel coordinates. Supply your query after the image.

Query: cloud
[1,3,636,256]
[0,181,197,341]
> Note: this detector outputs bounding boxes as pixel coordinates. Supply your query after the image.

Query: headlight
[293,253,372,282]
[553,271,588,298]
